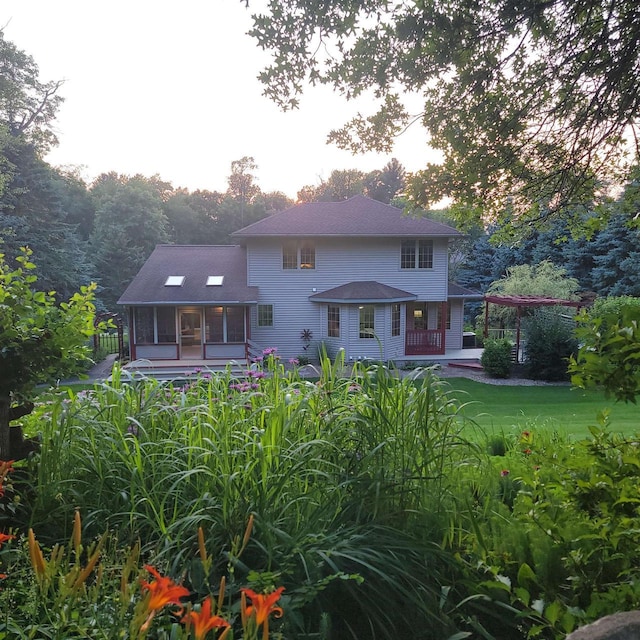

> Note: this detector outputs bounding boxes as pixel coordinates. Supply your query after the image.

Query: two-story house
[118,196,480,365]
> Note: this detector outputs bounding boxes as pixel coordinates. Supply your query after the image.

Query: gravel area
[431,363,571,386]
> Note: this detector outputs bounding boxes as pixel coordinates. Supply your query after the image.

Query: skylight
[165,275,185,286]
[206,275,224,286]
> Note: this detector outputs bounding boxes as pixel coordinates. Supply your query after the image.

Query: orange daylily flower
[141,565,190,611]
[181,596,230,640]
[242,586,285,640]
[0,460,15,498]
[139,564,190,632]
[0,533,14,547]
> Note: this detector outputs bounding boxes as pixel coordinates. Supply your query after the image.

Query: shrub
[570,303,640,402]
[523,308,578,381]
[589,295,640,325]
[481,339,513,378]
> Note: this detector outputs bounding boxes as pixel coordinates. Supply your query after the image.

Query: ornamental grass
[0,352,638,638]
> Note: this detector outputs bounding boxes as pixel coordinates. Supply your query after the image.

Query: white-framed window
[327,304,340,338]
[400,239,433,269]
[282,242,315,269]
[359,305,375,339]
[391,303,401,337]
[257,304,274,327]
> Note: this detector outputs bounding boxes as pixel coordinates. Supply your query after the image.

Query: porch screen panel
[205,307,224,342]
[226,307,245,342]
[134,308,154,343]
[156,307,176,343]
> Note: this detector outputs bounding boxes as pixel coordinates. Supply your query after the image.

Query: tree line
[454,169,640,301]
[2,21,639,316]
[0,30,407,312]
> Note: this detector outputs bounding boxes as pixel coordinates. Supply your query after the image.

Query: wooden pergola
[483,295,584,363]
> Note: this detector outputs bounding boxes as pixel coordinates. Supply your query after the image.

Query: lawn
[443,377,640,438]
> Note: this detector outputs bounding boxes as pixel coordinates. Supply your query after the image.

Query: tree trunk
[0,397,11,461]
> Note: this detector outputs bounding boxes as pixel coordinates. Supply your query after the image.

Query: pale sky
[2,0,438,199]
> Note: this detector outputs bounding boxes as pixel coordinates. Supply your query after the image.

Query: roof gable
[232,195,462,239]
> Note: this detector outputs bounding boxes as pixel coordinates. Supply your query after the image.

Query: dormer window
[400,239,433,269]
[206,276,224,286]
[165,276,185,286]
[283,242,315,270]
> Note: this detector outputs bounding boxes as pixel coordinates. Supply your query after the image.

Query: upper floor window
[283,242,315,269]
[401,239,433,269]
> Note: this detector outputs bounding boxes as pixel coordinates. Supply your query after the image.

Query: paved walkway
[86,353,119,380]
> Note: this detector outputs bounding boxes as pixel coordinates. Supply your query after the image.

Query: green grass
[443,377,640,438]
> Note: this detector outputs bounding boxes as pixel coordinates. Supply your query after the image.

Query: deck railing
[405,329,445,355]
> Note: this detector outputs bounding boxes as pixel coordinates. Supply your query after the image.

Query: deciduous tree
[0,248,96,459]
[248,0,640,232]
[90,174,169,311]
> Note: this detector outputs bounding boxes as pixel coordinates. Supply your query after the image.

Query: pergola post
[515,305,522,363]
[484,299,490,339]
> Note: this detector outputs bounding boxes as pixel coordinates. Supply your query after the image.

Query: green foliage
[7,354,640,637]
[0,248,97,397]
[589,213,640,297]
[248,0,638,229]
[20,356,472,638]
[523,309,578,381]
[0,29,63,151]
[481,339,513,378]
[296,160,406,204]
[488,260,579,316]
[588,295,640,324]
[456,418,640,638]
[0,248,97,458]
[90,174,170,310]
[570,304,640,403]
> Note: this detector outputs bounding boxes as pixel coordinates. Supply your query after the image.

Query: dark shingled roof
[117,245,258,305]
[448,283,483,298]
[232,195,463,239]
[309,281,417,303]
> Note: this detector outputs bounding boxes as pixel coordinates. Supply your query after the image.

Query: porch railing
[405,329,445,355]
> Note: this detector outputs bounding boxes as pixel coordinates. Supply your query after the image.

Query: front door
[179,310,202,359]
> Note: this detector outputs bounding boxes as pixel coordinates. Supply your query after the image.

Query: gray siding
[446,299,465,350]
[247,237,451,360]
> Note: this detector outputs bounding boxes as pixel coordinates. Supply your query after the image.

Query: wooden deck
[121,358,250,381]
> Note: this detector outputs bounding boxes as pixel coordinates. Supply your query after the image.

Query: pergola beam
[483,295,583,364]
